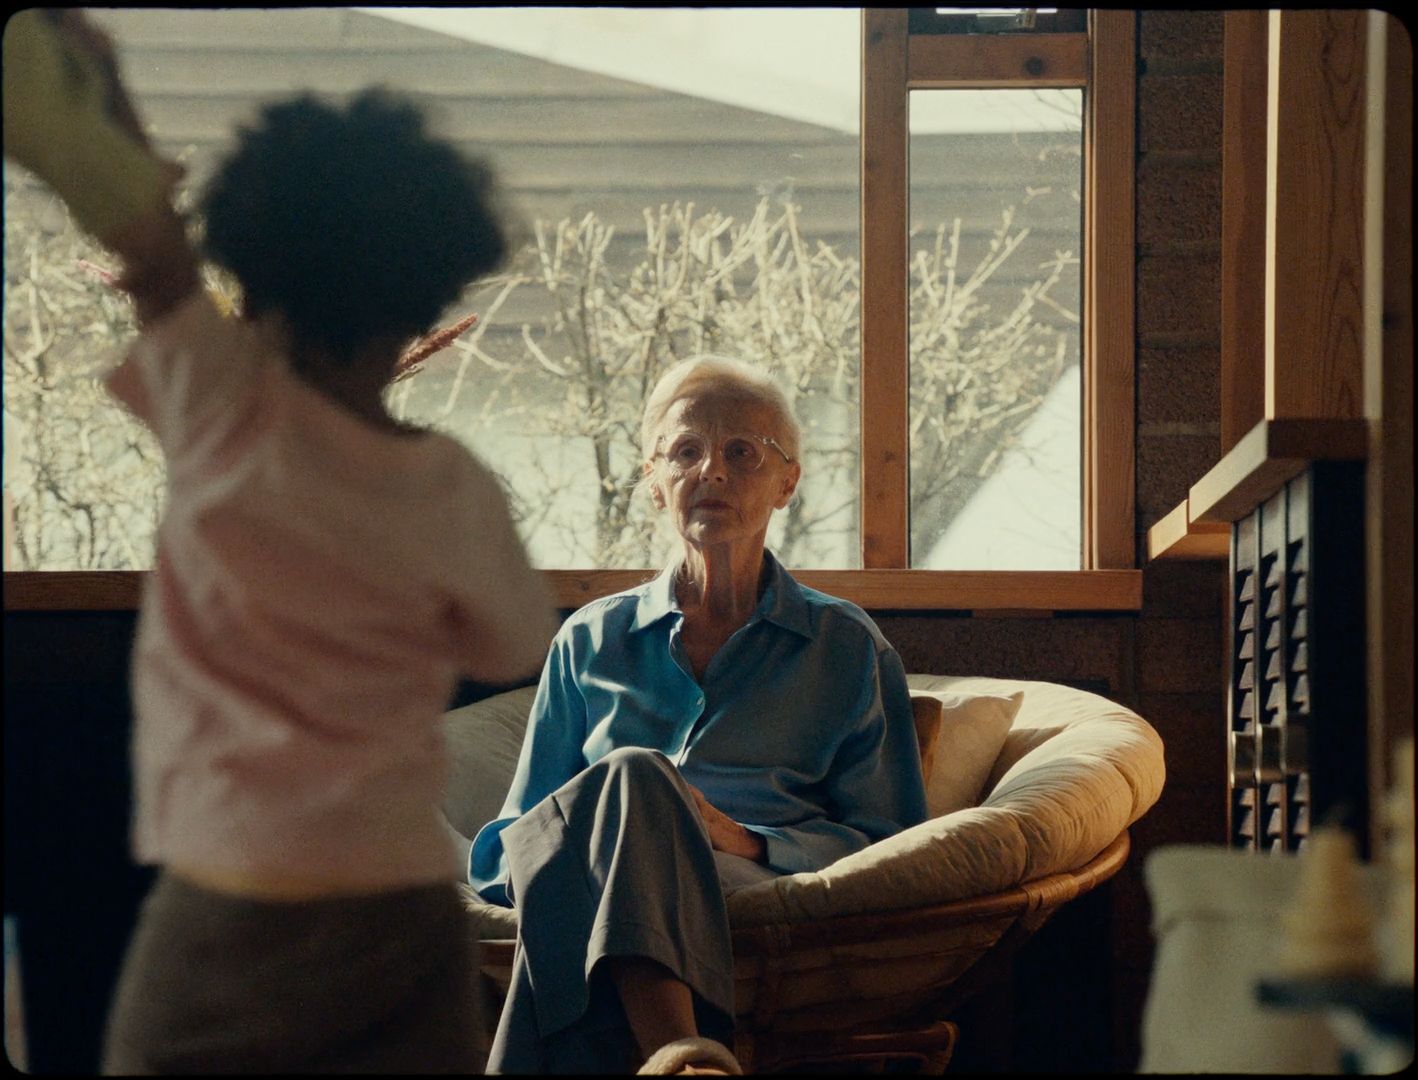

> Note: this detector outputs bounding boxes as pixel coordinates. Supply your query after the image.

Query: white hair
[639,354,801,462]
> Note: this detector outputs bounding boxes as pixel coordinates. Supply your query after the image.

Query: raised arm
[3,9,199,325]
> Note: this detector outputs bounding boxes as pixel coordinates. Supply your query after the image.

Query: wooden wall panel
[907,31,1087,88]
[1264,10,1368,420]
[1220,11,1268,451]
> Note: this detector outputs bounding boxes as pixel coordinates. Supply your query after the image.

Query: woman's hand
[686,783,766,863]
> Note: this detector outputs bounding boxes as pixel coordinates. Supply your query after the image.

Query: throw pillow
[441,685,538,839]
[909,693,944,783]
[917,689,1024,817]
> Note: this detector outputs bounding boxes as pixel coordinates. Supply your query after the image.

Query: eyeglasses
[653,430,794,476]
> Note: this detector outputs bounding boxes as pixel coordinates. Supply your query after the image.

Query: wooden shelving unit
[1145,500,1230,561]
[1151,11,1399,855]
[1148,418,1373,853]
[1226,462,1368,852]
[1146,419,1369,560]
[1188,420,1369,524]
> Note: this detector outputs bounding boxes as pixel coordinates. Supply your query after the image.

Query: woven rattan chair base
[476,833,1130,1073]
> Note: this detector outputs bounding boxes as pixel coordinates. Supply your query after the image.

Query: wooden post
[1364,11,1414,850]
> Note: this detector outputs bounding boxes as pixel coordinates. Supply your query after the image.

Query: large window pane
[907,88,1083,569]
[2,7,862,571]
[383,8,862,570]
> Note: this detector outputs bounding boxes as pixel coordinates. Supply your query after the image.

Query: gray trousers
[487,747,778,1074]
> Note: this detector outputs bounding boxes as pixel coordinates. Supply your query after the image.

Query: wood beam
[907,32,1087,88]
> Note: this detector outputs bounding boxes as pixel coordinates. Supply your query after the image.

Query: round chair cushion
[442,675,1165,931]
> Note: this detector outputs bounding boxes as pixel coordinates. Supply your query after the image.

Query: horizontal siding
[441,285,1079,336]
[4,181,1075,288]
[89,8,477,50]
[114,46,662,99]
[128,134,1070,193]
[131,94,846,145]
[13,8,1082,347]
[87,8,1079,214]
[4,185,1078,334]
[504,189,1077,236]
[132,137,1074,229]
[494,139,1074,190]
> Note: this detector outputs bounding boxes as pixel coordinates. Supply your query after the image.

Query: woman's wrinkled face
[645,393,800,548]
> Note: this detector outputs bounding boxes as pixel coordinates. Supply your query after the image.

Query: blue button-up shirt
[469,552,928,904]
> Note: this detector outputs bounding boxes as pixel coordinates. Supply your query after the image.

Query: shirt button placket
[678,690,706,765]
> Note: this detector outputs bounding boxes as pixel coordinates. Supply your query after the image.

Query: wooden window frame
[3,8,1139,615]
[908,8,1090,36]
[853,8,1137,608]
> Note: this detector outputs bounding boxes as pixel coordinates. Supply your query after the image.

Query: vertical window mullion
[860,8,911,568]
[1084,9,1136,569]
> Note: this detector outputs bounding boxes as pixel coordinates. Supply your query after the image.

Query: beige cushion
[441,685,538,840]
[908,694,943,782]
[444,674,1166,936]
[723,676,1164,929]
[915,688,1022,818]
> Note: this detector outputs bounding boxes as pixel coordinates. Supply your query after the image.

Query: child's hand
[3,10,196,324]
[50,9,189,197]
[3,9,175,246]
[46,9,187,199]
[110,208,202,327]
[49,10,149,150]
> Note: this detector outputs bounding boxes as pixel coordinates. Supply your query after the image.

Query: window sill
[3,568,1143,614]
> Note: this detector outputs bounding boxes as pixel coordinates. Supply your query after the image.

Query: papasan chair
[442,674,1165,1073]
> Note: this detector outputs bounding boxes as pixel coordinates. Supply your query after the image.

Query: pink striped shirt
[106,293,556,892]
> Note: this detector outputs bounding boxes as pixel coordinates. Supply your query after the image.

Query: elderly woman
[469,356,927,1075]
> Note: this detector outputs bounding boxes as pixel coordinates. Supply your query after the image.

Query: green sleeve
[3,10,170,245]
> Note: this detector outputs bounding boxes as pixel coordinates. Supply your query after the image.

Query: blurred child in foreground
[4,10,557,1071]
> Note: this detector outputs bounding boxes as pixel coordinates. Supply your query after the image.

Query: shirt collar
[630,563,681,633]
[756,550,815,639]
[628,550,814,640]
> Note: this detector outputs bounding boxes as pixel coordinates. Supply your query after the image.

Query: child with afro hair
[4,10,556,1072]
